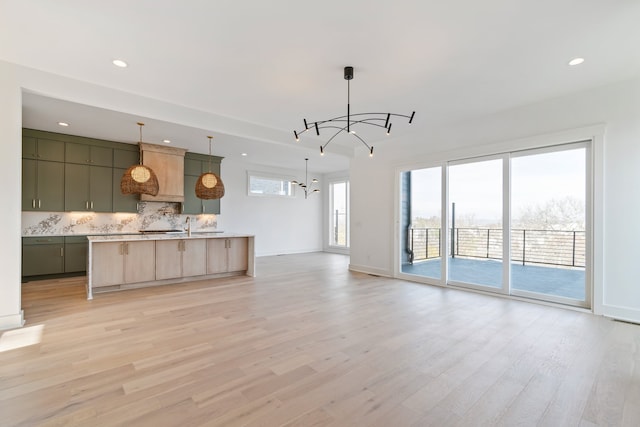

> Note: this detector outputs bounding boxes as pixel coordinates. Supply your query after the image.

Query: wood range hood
[139,142,187,202]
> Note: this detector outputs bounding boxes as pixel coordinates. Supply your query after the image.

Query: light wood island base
[86,232,255,299]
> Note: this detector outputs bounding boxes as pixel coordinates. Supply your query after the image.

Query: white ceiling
[2,0,640,173]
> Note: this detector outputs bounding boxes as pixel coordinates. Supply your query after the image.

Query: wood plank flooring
[1,252,639,426]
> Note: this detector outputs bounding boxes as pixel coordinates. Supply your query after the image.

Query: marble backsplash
[22,202,218,236]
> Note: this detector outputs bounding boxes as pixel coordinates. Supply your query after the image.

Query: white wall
[350,75,640,322]
[0,61,24,328]
[218,159,323,256]
[0,60,323,328]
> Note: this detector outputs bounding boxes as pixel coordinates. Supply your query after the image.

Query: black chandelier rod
[293,66,416,156]
[294,111,415,140]
[318,125,374,157]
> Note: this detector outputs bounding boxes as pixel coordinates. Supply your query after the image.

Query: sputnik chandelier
[293,66,415,157]
[291,158,319,199]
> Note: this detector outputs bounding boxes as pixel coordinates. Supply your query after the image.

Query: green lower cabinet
[22,236,88,278]
[22,237,64,277]
[65,164,113,212]
[113,168,139,213]
[64,236,88,273]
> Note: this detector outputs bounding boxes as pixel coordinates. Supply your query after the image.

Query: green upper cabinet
[184,157,202,176]
[65,142,113,167]
[22,158,65,211]
[22,136,65,162]
[112,167,139,213]
[65,164,113,212]
[112,148,141,213]
[22,129,143,213]
[22,135,65,211]
[113,148,139,169]
[182,175,201,215]
[182,153,222,215]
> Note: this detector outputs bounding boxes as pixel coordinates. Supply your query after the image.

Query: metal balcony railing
[408,227,585,268]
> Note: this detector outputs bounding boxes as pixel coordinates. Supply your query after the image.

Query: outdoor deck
[401,257,585,300]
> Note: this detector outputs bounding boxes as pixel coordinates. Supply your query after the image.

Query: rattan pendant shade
[120,123,160,196]
[195,136,225,200]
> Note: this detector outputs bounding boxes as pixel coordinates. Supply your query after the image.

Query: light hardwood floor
[2,252,639,426]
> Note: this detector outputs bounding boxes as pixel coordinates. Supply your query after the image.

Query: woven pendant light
[120,123,160,196]
[195,136,225,200]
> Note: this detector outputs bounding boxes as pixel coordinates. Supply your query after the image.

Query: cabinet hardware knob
[38,199,41,209]
[32,199,36,209]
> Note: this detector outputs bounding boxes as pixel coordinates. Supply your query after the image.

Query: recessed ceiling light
[241,153,248,156]
[112,59,128,68]
[163,139,171,144]
[568,57,585,66]
[57,122,69,127]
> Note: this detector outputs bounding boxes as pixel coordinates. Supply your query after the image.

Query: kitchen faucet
[185,216,191,236]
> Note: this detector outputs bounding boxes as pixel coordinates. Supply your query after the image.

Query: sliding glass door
[510,145,587,304]
[448,157,505,291]
[399,141,590,307]
[400,167,442,280]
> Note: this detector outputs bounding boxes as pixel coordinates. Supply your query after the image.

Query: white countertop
[87,232,253,242]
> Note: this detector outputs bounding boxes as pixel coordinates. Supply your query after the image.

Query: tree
[514,196,584,231]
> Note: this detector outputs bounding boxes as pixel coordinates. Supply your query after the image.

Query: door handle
[60,247,64,257]
[32,199,36,209]
[90,201,94,210]
[38,199,41,209]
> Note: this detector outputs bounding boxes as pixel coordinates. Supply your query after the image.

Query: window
[247,171,295,197]
[329,180,349,247]
[399,141,590,308]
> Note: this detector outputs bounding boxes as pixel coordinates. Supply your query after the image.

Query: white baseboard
[0,310,25,330]
[602,304,640,324]
[256,248,323,257]
[348,264,392,278]
[323,247,350,255]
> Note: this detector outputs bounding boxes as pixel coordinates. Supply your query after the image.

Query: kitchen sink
[138,229,185,234]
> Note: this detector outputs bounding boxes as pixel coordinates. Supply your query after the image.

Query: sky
[409,147,586,224]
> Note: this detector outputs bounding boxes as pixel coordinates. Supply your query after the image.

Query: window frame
[328,179,350,248]
[246,170,296,198]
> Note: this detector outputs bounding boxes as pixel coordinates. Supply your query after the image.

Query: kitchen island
[86,232,255,299]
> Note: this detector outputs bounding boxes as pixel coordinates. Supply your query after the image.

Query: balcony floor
[401,257,585,300]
